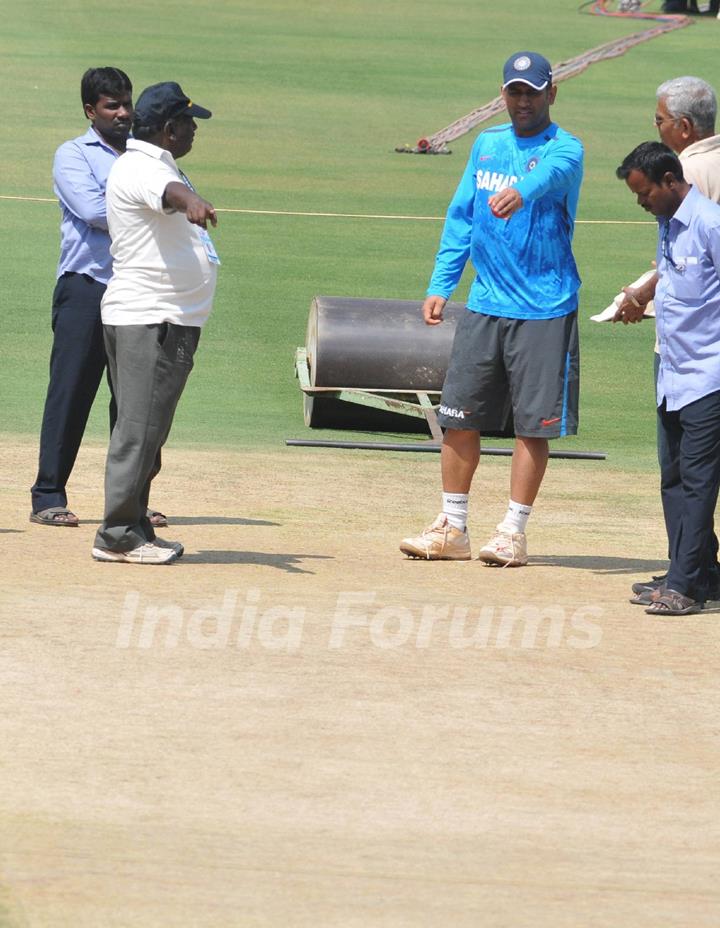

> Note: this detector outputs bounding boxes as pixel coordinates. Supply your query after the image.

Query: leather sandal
[631,573,668,595]
[29,507,79,526]
[644,589,702,615]
[629,584,666,606]
[147,509,168,528]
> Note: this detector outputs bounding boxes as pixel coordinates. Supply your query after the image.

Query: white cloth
[590,270,656,322]
[102,140,217,327]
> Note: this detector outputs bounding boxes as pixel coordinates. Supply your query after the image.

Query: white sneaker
[92,542,179,565]
[400,514,471,560]
[477,524,528,567]
[153,536,184,558]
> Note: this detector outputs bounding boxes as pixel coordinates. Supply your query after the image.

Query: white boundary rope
[0,194,652,225]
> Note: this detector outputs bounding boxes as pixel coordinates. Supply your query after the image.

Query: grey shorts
[436,310,579,439]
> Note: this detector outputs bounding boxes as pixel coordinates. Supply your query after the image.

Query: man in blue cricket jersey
[30,67,167,529]
[616,142,720,615]
[401,51,583,566]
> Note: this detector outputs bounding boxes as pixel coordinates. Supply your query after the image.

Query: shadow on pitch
[182,550,333,574]
[166,516,280,526]
[532,555,667,575]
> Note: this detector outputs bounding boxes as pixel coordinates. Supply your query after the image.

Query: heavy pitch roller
[296,296,467,435]
[292,295,605,460]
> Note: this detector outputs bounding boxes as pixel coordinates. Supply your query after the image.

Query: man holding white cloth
[617,141,720,614]
[93,81,219,564]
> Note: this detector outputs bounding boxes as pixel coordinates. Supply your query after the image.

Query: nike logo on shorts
[541,417,561,426]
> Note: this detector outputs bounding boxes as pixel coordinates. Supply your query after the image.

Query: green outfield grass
[1,0,716,470]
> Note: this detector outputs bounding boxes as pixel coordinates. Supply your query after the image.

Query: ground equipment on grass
[291,296,605,460]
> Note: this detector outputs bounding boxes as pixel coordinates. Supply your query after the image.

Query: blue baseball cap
[134,81,212,129]
[502,52,552,91]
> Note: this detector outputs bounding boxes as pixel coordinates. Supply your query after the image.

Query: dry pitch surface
[1,436,718,927]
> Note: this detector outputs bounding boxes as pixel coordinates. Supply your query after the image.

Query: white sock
[442,492,468,531]
[501,499,532,534]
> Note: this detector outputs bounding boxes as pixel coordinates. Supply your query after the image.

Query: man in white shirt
[599,77,720,321]
[92,81,219,565]
[654,76,720,200]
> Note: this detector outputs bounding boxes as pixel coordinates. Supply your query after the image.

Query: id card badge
[198,227,221,265]
[180,170,221,266]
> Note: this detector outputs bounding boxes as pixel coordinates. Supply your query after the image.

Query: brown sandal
[29,507,79,526]
[645,589,701,615]
[147,509,168,528]
[630,584,666,605]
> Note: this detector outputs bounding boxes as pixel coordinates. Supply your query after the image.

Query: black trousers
[659,390,720,602]
[31,272,116,513]
[655,353,720,569]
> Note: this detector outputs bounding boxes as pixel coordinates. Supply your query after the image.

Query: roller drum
[303,296,465,432]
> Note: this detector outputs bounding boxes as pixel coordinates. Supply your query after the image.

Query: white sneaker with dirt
[400,514,471,560]
[153,536,185,558]
[477,524,528,567]
[92,542,179,564]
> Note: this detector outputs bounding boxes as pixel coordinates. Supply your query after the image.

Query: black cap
[134,81,212,128]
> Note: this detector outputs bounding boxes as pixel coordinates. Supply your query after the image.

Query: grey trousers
[94,322,200,552]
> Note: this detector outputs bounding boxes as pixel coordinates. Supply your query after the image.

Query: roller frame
[295,346,444,439]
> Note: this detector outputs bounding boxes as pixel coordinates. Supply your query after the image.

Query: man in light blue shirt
[30,68,169,529]
[30,67,133,526]
[617,140,720,614]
